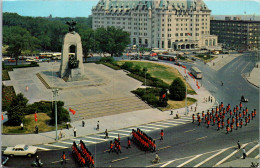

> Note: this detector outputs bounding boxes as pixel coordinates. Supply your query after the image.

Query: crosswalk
[34,116,193,151]
[148,141,259,167]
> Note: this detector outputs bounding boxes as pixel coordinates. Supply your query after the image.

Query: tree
[50,101,70,125]
[78,27,95,61]
[169,77,186,101]
[6,93,28,126]
[3,26,38,65]
[95,26,130,57]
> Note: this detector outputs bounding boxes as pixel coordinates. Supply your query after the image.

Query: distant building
[210,17,260,50]
[92,0,218,50]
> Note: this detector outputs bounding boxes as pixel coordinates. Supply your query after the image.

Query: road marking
[51,159,70,164]
[196,136,207,140]
[72,138,97,144]
[241,144,259,158]
[139,125,159,130]
[85,136,108,141]
[166,120,189,124]
[111,157,129,163]
[194,148,229,167]
[214,143,249,166]
[241,61,251,73]
[147,123,169,128]
[157,146,171,151]
[44,144,68,149]
[176,154,202,167]
[96,134,118,139]
[158,122,179,126]
[137,128,152,132]
[116,129,132,133]
[59,141,73,145]
[108,132,129,136]
[184,129,195,133]
[36,146,51,151]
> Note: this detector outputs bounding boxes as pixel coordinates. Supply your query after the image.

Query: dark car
[191,57,196,61]
[2,155,9,165]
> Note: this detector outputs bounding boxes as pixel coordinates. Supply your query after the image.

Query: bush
[121,62,134,70]
[25,101,52,115]
[143,93,158,107]
[99,57,114,63]
[169,77,186,101]
[49,101,70,125]
[2,85,16,111]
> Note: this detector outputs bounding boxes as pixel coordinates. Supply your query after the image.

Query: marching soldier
[227,118,230,125]
[205,115,208,124]
[192,114,195,123]
[207,119,210,128]
[198,117,201,126]
[254,109,256,117]
[248,114,251,123]
[245,117,248,126]
[239,102,242,110]
[240,119,243,128]
[217,121,221,131]
[222,114,225,120]
[212,117,216,126]
[223,108,226,115]
[202,112,205,120]
[109,141,114,153]
[222,120,225,129]
[232,117,235,124]
[236,121,239,130]
[236,105,239,112]
[239,112,242,119]
[127,137,131,149]
[243,110,246,118]
[230,123,234,132]
[226,125,230,134]
[251,111,254,119]
[230,110,233,118]
[160,130,164,141]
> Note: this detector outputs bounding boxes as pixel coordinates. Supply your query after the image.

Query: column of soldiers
[192,102,257,134]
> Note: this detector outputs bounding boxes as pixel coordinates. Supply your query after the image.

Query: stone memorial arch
[59,21,85,81]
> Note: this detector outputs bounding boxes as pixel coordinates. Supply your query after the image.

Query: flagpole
[52,88,59,141]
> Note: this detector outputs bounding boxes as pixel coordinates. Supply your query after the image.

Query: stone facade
[92,0,218,50]
[60,32,85,81]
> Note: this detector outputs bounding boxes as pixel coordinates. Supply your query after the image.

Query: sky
[2,0,260,18]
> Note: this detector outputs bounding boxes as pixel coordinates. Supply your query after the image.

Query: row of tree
[3,12,131,64]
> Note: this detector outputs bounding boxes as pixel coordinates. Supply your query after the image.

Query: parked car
[8,59,16,62]
[2,155,9,165]
[3,144,37,157]
[26,58,36,62]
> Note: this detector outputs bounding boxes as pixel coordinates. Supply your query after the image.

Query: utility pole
[52,88,59,141]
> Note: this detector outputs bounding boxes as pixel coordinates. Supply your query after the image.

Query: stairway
[36,73,51,89]
[66,96,152,121]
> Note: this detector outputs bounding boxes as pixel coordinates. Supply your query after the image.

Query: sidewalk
[244,66,259,88]
[1,62,216,147]
[208,53,242,71]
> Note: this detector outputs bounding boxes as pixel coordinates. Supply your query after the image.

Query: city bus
[158,55,177,62]
[190,66,202,79]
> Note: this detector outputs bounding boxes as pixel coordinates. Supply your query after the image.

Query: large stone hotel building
[92,0,218,50]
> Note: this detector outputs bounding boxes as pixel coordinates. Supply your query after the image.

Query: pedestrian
[104,129,109,139]
[202,112,205,120]
[242,148,247,159]
[251,111,254,119]
[195,106,197,112]
[66,122,69,129]
[205,116,208,124]
[127,137,131,149]
[192,114,195,123]
[96,121,99,131]
[170,110,173,115]
[160,130,164,141]
[237,140,241,149]
[21,122,24,130]
[73,127,77,137]
[211,97,213,103]
[109,141,114,153]
[35,125,38,134]
[61,151,66,165]
[59,128,63,139]
[82,120,85,127]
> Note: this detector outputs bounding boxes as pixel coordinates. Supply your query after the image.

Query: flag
[187,33,191,36]
[198,86,200,89]
[162,93,166,99]
[2,113,4,121]
[184,69,186,74]
[34,112,38,122]
[69,108,76,115]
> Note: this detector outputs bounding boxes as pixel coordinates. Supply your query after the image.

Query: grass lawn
[3,113,68,134]
[159,97,197,111]
[118,60,196,94]
[195,54,217,63]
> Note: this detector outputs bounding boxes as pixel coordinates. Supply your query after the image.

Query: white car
[26,58,36,62]
[3,144,37,157]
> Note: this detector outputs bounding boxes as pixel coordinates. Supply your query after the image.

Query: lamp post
[184,75,188,115]
[52,88,59,141]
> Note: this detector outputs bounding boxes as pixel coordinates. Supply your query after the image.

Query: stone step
[36,73,51,89]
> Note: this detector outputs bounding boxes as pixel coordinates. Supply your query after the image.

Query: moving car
[3,144,37,157]
[241,96,248,102]
[2,155,9,165]
[174,62,182,66]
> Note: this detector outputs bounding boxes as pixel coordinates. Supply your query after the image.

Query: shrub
[143,93,158,107]
[25,101,52,115]
[169,77,186,101]
[121,62,134,70]
[99,57,114,63]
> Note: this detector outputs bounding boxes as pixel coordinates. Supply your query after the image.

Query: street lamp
[52,88,59,141]
[184,75,188,115]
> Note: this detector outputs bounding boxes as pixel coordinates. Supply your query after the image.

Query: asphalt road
[5,53,259,167]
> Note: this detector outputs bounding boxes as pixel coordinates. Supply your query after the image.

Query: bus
[158,55,177,62]
[190,66,202,79]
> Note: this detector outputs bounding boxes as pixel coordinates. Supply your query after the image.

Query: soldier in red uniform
[222,120,225,129]
[109,141,114,153]
[236,121,239,130]
[230,110,233,118]
[160,130,164,141]
[198,117,201,126]
[232,117,235,123]
[248,114,251,123]
[230,123,234,132]
[243,110,246,118]
[207,119,210,128]
[227,118,230,125]
[226,125,230,134]
[202,112,205,120]
[127,137,131,149]
[251,111,254,119]
[217,122,221,131]
[240,119,243,128]
[254,109,256,117]
[212,117,216,126]
[245,117,248,126]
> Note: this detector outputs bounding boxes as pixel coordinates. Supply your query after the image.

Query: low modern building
[210,17,260,50]
[92,0,218,50]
